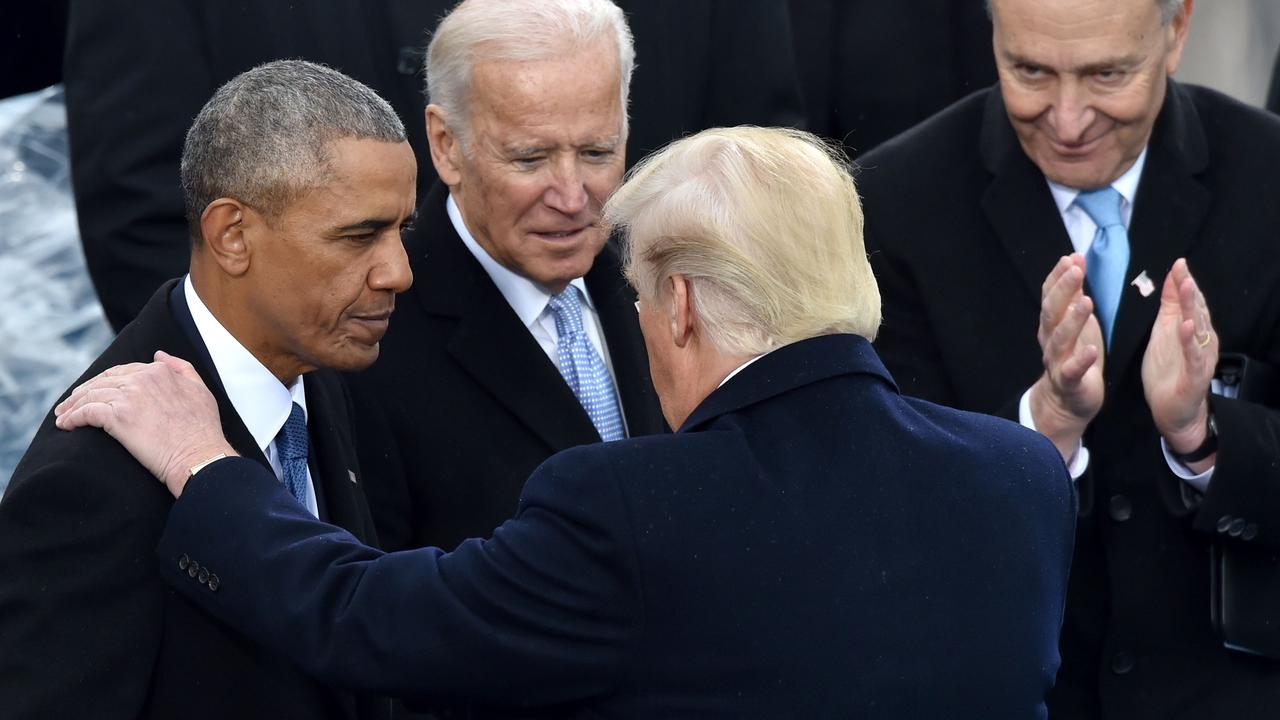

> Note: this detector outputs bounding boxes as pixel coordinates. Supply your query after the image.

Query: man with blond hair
[60,126,1075,718]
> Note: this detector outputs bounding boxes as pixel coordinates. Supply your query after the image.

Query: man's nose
[370,234,413,293]
[544,159,589,215]
[1047,80,1096,144]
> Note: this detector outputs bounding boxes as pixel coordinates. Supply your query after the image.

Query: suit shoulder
[857,88,991,183]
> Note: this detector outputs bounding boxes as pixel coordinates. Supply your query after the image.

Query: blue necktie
[547,287,625,442]
[1075,187,1130,346]
[274,402,310,505]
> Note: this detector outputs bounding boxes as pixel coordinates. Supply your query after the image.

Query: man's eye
[346,233,377,243]
[1094,69,1123,83]
[514,156,544,168]
[584,149,614,161]
[1018,64,1045,79]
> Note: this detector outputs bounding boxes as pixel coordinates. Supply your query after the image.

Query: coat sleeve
[0,450,167,718]
[156,450,643,707]
[1185,395,1280,550]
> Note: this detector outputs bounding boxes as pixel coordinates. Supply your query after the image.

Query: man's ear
[1165,0,1194,75]
[426,105,464,186]
[669,274,694,349]
[198,198,252,277]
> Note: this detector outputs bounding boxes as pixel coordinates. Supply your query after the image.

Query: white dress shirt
[183,276,319,516]
[447,194,629,432]
[1016,150,1215,491]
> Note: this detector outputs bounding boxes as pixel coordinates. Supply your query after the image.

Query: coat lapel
[163,280,271,473]
[407,184,603,453]
[979,89,1076,306]
[1104,81,1211,384]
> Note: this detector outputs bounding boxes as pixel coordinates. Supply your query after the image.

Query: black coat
[158,333,1075,718]
[0,281,386,719]
[346,183,668,553]
[64,0,804,331]
[859,81,1280,719]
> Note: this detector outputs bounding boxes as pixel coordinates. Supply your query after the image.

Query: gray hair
[425,0,635,150]
[181,59,407,240]
[985,0,1185,24]
[605,127,881,358]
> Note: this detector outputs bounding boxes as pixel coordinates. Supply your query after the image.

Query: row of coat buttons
[1216,515,1260,541]
[178,553,220,592]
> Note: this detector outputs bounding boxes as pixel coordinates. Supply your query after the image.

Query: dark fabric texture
[859,80,1280,719]
[158,333,1074,718]
[0,280,388,719]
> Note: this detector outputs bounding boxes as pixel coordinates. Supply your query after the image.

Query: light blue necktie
[1075,187,1130,346]
[547,287,625,442]
[274,402,310,505]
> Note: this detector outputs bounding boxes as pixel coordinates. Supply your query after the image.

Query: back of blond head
[606,126,881,358]
[426,0,635,148]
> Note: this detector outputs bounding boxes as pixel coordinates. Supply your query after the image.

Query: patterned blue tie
[1075,187,1130,346]
[274,402,310,505]
[547,287,625,441]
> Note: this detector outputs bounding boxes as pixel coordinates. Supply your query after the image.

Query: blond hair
[605,126,881,357]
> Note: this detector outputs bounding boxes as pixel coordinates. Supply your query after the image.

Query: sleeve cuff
[1160,437,1215,494]
[1020,387,1089,480]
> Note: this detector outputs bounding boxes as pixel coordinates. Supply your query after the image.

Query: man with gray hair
[58,126,1076,718]
[859,0,1280,716]
[345,0,666,556]
[0,59,415,719]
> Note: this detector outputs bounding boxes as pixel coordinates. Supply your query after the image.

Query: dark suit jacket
[0,280,386,719]
[347,183,667,553]
[859,81,1280,719]
[64,0,803,332]
[158,333,1074,718]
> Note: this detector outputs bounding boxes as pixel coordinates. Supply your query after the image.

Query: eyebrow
[1002,50,1145,74]
[502,137,622,156]
[334,213,416,234]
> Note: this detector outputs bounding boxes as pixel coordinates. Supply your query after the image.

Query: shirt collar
[183,275,306,453]
[1046,147,1148,215]
[447,193,592,328]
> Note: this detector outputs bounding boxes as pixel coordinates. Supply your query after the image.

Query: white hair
[425,0,635,149]
[605,127,881,358]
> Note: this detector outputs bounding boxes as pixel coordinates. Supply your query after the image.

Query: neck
[189,261,305,386]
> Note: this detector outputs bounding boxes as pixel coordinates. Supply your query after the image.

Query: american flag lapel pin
[1131,270,1155,297]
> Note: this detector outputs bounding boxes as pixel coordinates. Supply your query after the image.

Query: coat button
[1217,515,1234,533]
[1243,524,1260,541]
[1229,518,1247,537]
[187,560,200,578]
[1112,651,1135,675]
[197,568,210,584]
[208,574,220,592]
[178,554,190,571]
[1108,495,1132,522]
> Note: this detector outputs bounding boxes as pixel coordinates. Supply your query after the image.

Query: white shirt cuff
[1019,388,1090,480]
[1160,438,1215,494]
